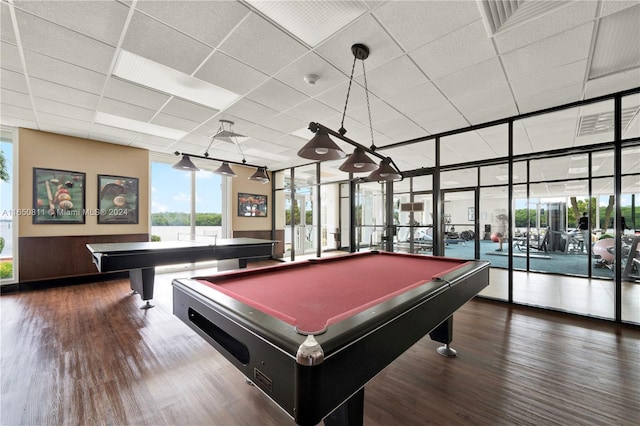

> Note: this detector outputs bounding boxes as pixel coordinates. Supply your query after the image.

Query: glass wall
[272,90,639,325]
[354,181,385,251]
[393,175,433,255]
[0,128,15,284]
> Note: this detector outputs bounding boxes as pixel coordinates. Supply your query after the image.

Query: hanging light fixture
[203,119,250,177]
[172,154,199,171]
[248,167,270,184]
[367,157,402,182]
[299,43,403,181]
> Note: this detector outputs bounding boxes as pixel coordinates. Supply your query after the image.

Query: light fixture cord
[339,53,358,136]
[234,135,247,164]
[362,60,375,151]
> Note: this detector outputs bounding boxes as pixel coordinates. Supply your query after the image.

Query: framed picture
[468,207,475,221]
[32,167,86,224]
[97,175,139,224]
[238,192,268,217]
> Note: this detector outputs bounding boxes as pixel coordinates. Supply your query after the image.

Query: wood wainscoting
[18,234,148,282]
[233,229,284,258]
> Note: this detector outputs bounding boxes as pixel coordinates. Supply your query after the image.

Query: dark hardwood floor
[2,265,639,425]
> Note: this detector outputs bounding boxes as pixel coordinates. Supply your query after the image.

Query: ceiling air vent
[576,106,640,137]
[478,0,570,36]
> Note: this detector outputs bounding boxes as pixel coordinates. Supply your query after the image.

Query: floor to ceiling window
[150,156,223,269]
[0,127,15,285]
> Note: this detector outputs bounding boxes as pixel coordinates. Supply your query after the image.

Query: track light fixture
[172,151,269,183]
[172,120,269,183]
[298,43,403,182]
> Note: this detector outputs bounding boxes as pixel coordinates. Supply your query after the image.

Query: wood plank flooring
[1,265,639,425]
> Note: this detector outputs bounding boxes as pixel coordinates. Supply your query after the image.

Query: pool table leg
[324,387,364,426]
[430,316,458,357]
[129,268,155,309]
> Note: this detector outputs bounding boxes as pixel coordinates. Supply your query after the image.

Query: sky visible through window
[151,162,222,214]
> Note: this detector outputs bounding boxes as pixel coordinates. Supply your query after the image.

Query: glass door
[442,189,477,259]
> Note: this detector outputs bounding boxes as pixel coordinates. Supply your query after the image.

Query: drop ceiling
[1,0,639,177]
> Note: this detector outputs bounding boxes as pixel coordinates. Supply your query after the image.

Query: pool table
[172,251,489,425]
[87,238,275,308]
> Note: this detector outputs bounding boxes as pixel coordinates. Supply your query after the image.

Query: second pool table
[172,251,490,425]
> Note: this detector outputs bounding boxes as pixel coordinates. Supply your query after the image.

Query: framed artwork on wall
[468,207,475,221]
[97,175,139,224]
[32,167,86,224]
[238,192,268,217]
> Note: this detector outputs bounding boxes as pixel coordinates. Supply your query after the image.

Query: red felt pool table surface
[194,251,471,334]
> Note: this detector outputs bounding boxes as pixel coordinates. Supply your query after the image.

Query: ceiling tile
[246,78,309,112]
[374,0,481,51]
[585,68,640,100]
[464,102,519,126]
[1,88,32,109]
[135,0,249,47]
[246,0,367,47]
[282,98,340,124]
[408,102,469,135]
[411,20,497,80]
[161,98,218,123]
[434,57,507,100]
[29,78,100,111]
[493,1,597,54]
[451,83,515,116]
[363,55,428,99]
[511,60,588,100]
[15,10,115,74]
[13,0,129,46]
[274,53,344,97]
[90,124,140,142]
[518,84,585,114]
[1,42,23,74]
[600,0,640,17]
[23,50,106,94]
[219,12,308,76]
[223,98,279,125]
[151,112,200,132]
[104,78,170,111]
[0,3,16,44]
[37,112,93,133]
[261,113,307,135]
[589,5,640,80]
[195,51,270,96]
[33,97,95,122]
[315,14,404,75]
[122,11,213,74]
[502,23,594,79]
[99,98,155,122]
[0,104,37,123]
[1,69,28,94]
[384,81,450,117]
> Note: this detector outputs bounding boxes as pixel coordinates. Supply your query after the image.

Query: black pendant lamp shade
[339,147,378,173]
[297,128,346,161]
[249,167,270,184]
[368,157,402,181]
[214,162,236,177]
[172,154,199,171]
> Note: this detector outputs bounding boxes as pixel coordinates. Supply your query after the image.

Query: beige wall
[230,165,271,232]
[18,128,149,237]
